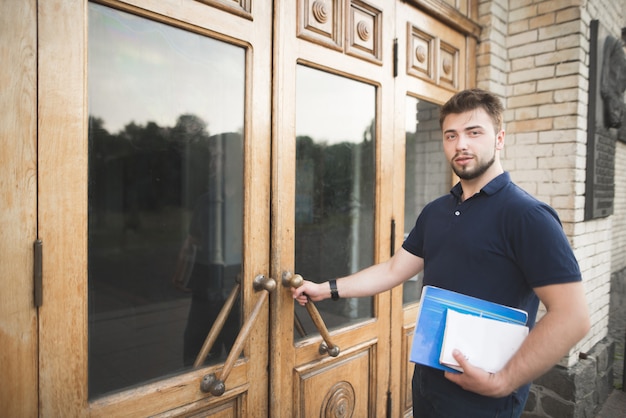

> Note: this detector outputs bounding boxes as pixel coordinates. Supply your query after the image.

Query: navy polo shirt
[403,172,581,328]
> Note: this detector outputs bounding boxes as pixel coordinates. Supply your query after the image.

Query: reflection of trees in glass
[88,114,244,396]
[295,128,374,222]
[171,114,210,146]
[89,113,217,225]
[295,121,375,283]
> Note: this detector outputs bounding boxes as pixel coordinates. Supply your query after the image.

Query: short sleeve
[511,204,581,288]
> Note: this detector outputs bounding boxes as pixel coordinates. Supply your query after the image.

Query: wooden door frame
[0,1,39,416]
[37,0,273,416]
[38,1,89,414]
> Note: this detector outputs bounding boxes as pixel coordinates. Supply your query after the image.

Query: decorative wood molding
[405,11,464,91]
[195,0,252,20]
[403,0,481,38]
[322,381,356,417]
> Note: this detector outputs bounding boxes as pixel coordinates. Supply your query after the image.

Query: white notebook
[439,308,529,373]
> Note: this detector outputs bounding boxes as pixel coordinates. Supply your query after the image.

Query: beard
[451,150,496,180]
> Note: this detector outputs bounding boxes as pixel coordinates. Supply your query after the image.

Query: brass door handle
[282,271,340,357]
[200,274,276,396]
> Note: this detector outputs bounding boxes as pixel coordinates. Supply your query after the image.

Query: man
[292,89,590,417]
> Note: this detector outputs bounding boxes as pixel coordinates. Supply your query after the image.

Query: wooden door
[37,0,273,416]
[270,1,397,416]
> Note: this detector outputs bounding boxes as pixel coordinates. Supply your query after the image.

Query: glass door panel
[402,96,449,305]
[294,65,376,336]
[88,3,245,398]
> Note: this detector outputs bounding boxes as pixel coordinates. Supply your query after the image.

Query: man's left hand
[443,349,511,398]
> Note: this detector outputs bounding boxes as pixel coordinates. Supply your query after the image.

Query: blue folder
[410,286,528,373]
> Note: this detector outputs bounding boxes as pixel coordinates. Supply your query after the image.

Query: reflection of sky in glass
[296,66,375,144]
[406,96,419,134]
[88,3,245,135]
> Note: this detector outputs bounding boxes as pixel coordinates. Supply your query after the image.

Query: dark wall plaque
[585,20,617,220]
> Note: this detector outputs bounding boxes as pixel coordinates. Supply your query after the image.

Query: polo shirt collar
[450,172,511,199]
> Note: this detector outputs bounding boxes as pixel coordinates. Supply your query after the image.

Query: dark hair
[439,89,504,133]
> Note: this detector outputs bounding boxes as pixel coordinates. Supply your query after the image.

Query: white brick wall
[477,0,625,366]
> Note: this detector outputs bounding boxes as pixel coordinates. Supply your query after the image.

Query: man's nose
[455,134,469,150]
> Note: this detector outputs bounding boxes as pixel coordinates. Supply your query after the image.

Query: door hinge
[390,219,396,257]
[393,38,398,78]
[34,239,43,307]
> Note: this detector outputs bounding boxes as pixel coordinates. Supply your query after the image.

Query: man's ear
[495,130,505,150]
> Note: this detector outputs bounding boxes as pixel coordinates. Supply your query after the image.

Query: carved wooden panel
[195,0,252,20]
[346,0,382,63]
[294,345,374,418]
[407,25,435,81]
[298,0,343,50]
[297,0,382,63]
[439,40,459,89]
[406,22,461,90]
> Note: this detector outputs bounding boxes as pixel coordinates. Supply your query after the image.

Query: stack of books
[410,286,529,374]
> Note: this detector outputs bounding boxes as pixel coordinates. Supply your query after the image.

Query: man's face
[441,108,504,181]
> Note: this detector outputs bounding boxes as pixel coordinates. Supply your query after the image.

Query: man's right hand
[291,280,328,305]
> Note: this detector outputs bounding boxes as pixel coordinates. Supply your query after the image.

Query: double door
[3,0,474,416]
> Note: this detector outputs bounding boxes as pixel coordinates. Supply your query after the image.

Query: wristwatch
[329,279,339,301]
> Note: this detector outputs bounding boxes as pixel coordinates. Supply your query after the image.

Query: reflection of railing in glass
[200,275,275,396]
[193,279,241,368]
[87,2,245,399]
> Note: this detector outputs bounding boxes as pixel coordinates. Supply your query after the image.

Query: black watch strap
[329,279,339,301]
